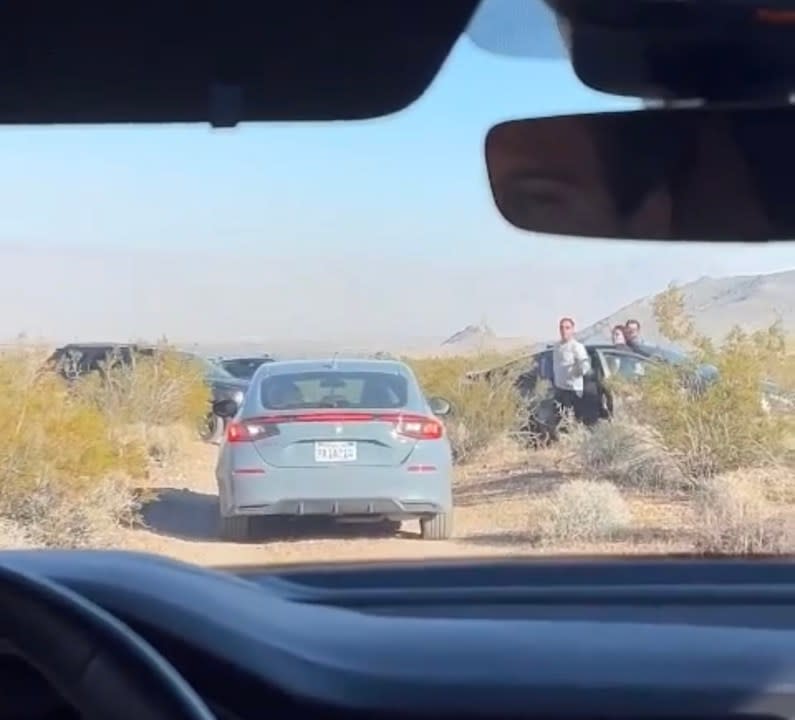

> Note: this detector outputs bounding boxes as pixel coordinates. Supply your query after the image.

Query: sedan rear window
[260,371,409,410]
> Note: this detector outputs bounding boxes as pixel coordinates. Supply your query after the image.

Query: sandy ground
[117,439,695,567]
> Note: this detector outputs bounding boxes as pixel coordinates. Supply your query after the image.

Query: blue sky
[0,9,791,345]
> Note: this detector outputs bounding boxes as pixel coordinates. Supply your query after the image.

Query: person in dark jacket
[624,319,644,349]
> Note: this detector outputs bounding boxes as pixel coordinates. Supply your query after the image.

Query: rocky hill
[576,268,795,346]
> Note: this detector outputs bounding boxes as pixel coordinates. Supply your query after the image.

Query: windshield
[5,0,794,563]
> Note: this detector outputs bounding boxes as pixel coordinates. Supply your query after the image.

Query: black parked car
[467,342,719,444]
[46,343,249,443]
[46,342,156,379]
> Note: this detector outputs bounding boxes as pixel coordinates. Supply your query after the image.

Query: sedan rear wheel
[420,512,453,540]
[219,514,254,542]
[199,412,224,444]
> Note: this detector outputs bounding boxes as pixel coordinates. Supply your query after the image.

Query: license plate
[314,441,357,463]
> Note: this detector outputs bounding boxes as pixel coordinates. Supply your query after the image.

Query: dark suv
[46,343,155,379]
[46,343,249,442]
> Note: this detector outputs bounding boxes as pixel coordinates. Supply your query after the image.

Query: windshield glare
[4,1,795,564]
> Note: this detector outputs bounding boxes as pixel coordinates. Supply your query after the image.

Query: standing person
[552,317,591,423]
[606,324,628,376]
[611,324,628,347]
[624,319,644,349]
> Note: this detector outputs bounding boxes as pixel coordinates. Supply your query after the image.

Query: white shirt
[552,339,591,392]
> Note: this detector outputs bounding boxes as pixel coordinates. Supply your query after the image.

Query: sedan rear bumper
[218,465,452,520]
[229,497,445,519]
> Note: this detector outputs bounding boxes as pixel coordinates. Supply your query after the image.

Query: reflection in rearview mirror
[485,105,795,242]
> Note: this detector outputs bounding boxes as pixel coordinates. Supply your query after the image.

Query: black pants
[554,388,585,424]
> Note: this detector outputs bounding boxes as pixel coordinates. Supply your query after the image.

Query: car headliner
[0,2,479,125]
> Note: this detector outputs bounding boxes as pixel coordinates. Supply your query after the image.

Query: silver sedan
[213,358,454,541]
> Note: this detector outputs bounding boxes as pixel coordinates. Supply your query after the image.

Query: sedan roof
[259,358,410,376]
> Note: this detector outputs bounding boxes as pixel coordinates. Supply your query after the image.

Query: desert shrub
[538,479,631,544]
[406,352,526,463]
[754,465,795,504]
[693,473,792,554]
[618,285,795,479]
[0,350,149,545]
[73,345,210,427]
[562,418,687,492]
[0,473,142,549]
[0,344,208,548]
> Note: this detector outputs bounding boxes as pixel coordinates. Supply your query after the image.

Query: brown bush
[538,479,631,545]
[561,418,687,492]
[692,473,792,555]
[73,346,210,427]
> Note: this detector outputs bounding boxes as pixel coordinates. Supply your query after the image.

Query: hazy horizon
[7,259,794,352]
[1,7,792,347]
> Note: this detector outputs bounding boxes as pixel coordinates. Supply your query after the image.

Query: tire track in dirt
[120,440,689,566]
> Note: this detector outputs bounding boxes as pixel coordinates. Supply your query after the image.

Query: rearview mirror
[485,105,795,242]
[428,396,452,417]
[213,398,239,419]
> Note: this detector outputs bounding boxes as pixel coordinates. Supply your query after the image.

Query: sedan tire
[199,412,224,444]
[218,514,254,542]
[420,512,453,540]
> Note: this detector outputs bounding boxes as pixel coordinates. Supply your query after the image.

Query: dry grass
[693,474,793,555]
[2,289,795,561]
[0,346,208,548]
[546,285,795,554]
[560,419,688,492]
[537,480,632,545]
[400,288,795,556]
[72,346,210,427]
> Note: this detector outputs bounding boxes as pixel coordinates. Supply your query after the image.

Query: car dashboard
[4,551,795,720]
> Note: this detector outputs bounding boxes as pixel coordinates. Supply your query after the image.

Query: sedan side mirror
[428,396,452,417]
[212,398,239,419]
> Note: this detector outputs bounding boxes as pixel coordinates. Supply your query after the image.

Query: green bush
[620,285,795,479]
[0,345,210,548]
[405,352,526,463]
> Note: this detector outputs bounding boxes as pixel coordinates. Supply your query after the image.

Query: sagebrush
[616,285,795,480]
[406,352,526,463]
[0,346,209,548]
[539,283,795,555]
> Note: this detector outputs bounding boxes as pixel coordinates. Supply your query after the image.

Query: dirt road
[120,440,689,566]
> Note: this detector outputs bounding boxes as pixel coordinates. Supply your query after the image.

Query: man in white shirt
[552,316,591,423]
